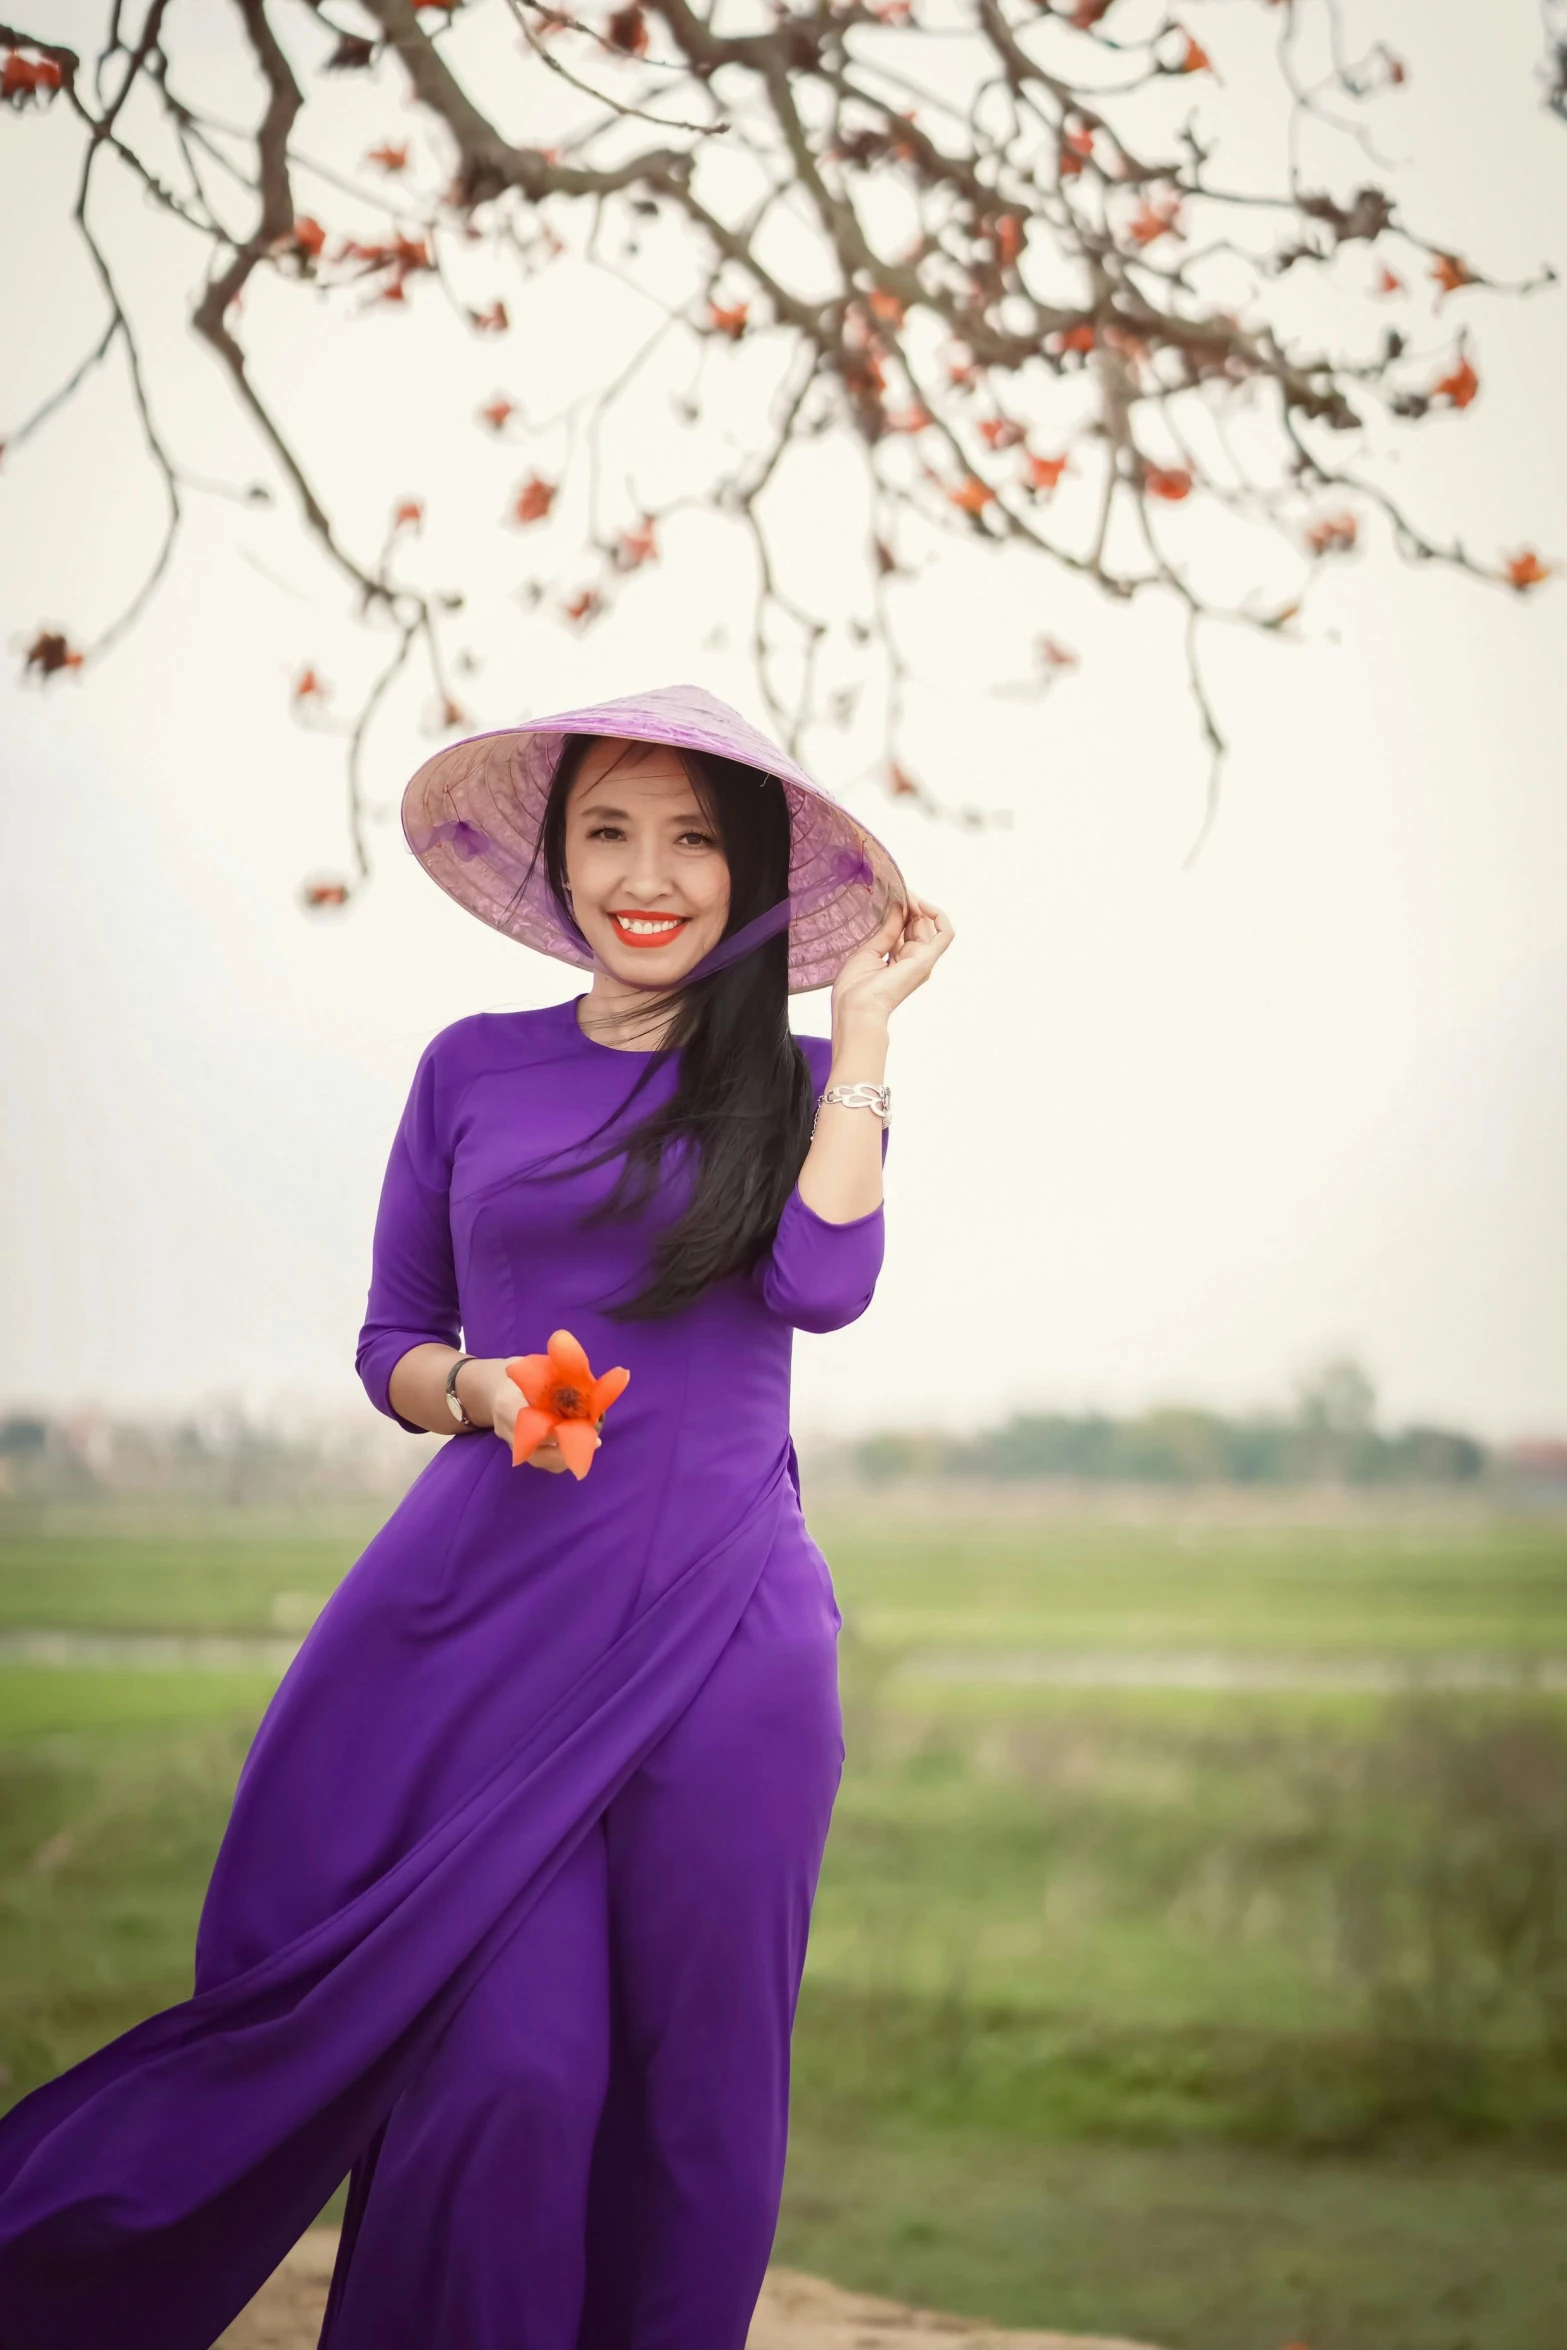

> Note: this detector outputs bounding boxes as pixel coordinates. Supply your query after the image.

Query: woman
[0,684,952,2350]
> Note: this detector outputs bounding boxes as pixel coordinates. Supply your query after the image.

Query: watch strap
[445,1353,480,1431]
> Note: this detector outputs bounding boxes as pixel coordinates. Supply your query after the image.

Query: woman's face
[562,739,732,983]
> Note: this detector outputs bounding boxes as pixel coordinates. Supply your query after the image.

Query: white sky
[1,1,1564,1445]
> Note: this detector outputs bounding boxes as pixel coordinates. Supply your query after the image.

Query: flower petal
[589,1364,631,1416]
[553,1419,598,1479]
[506,1354,555,1411]
[511,1406,558,1467]
[547,1328,593,1388]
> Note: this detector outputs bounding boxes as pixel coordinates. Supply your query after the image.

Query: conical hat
[401,684,907,994]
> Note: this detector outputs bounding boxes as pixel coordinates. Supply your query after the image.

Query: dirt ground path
[218,2228,1159,2349]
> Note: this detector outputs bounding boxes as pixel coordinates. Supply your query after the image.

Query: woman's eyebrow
[578,802,710,823]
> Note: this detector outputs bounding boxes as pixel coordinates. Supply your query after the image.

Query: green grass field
[3,1493,1566,2348]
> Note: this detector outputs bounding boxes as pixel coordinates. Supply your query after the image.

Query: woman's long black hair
[518,733,816,1322]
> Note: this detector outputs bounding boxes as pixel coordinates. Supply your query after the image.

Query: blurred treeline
[834,1358,1544,1490]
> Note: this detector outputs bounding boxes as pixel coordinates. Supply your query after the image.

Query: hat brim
[400,694,908,995]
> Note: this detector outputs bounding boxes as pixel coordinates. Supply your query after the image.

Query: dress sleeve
[354,1036,462,1431]
[759,1045,889,1334]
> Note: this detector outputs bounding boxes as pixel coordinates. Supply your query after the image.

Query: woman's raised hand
[830,892,954,1034]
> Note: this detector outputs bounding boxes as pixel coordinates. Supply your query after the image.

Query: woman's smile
[608,909,692,948]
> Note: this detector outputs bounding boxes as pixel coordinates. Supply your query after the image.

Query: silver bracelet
[811,1081,891,1139]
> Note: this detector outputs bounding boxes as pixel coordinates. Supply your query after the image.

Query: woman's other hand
[830,892,953,1037]
[485,1368,602,1473]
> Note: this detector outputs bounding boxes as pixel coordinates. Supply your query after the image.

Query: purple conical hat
[401,684,907,994]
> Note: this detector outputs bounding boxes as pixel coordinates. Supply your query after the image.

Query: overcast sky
[2,2,1564,1445]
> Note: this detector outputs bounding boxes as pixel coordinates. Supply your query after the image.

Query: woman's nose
[621,842,677,898]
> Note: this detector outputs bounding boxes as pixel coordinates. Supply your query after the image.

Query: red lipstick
[607,910,691,950]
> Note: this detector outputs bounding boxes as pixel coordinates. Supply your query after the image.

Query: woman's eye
[680,831,717,848]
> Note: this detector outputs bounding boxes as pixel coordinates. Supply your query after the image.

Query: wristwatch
[811,1081,891,1140]
[445,1354,480,1432]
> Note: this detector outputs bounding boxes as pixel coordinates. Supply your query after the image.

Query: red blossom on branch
[1171,30,1212,74]
[1431,351,1480,409]
[1023,452,1070,493]
[1503,549,1551,590]
[1128,196,1184,247]
[1431,252,1477,301]
[284,216,328,262]
[992,215,1024,268]
[1059,124,1094,178]
[613,517,659,570]
[510,476,557,525]
[23,629,84,679]
[606,5,650,54]
[1304,511,1359,555]
[1,50,63,107]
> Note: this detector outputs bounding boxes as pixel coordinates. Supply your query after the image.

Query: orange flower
[1504,548,1550,591]
[1144,464,1193,501]
[511,474,556,525]
[1431,352,1478,409]
[1023,451,1069,492]
[948,474,994,514]
[1304,510,1358,555]
[23,628,84,678]
[506,1330,630,1478]
[1128,196,1183,247]
[1060,124,1095,179]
